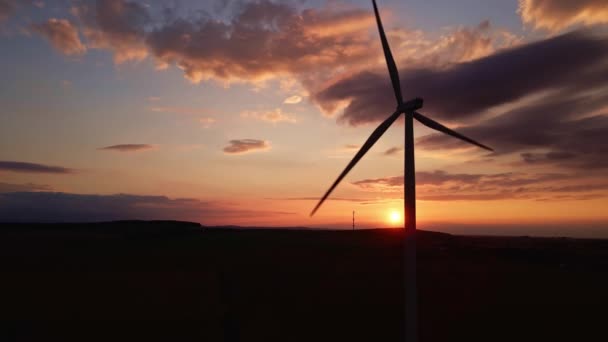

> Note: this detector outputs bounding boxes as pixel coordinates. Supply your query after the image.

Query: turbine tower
[310,1,493,341]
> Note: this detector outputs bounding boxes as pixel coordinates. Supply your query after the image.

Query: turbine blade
[413,112,494,152]
[311,111,402,216]
[372,0,403,105]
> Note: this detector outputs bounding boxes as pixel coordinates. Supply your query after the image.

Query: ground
[0,221,606,341]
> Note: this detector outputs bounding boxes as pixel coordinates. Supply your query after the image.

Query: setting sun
[389,211,402,225]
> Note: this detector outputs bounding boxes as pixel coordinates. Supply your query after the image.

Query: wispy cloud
[383,146,403,156]
[149,105,216,127]
[199,117,216,128]
[268,197,372,203]
[99,144,155,152]
[519,0,608,32]
[241,108,297,124]
[0,161,74,174]
[223,139,271,155]
[352,170,606,202]
[149,106,209,116]
[30,18,86,55]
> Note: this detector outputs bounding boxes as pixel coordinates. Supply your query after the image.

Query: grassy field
[1,221,607,341]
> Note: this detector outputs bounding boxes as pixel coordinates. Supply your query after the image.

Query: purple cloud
[0,161,74,174]
[223,139,270,155]
[99,144,155,152]
[0,192,294,223]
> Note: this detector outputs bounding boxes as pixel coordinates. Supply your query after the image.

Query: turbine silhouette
[310,1,493,341]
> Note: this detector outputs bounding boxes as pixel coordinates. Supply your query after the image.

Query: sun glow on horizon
[389,210,403,225]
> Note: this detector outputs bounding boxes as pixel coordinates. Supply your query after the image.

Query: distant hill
[1,221,606,341]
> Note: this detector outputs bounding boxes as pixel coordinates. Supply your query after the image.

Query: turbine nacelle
[398,97,424,114]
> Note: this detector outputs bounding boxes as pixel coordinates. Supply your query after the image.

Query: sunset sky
[1,0,607,237]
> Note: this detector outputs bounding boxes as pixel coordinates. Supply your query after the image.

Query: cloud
[354,171,574,189]
[0,161,74,174]
[351,170,605,202]
[149,106,212,116]
[25,2,519,100]
[73,0,149,63]
[241,108,297,123]
[199,117,216,128]
[313,30,608,126]
[519,0,608,32]
[267,197,372,203]
[0,192,294,223]
[417,91,608,169]
[394,20,518,68]
[149,105,217,127]
[383,146,403,156]
[0,0,15,22]
[99,144,155,152]
[0,182,52,193]
[150,1,375,84]
[31,18,86,55]
[284,95,302,104]
[68,0,374,84]
[223,139,270,155]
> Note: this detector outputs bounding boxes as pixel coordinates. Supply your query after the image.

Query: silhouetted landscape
[1,221,606,341]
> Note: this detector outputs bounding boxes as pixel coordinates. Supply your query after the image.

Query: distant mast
[352,211,355,231]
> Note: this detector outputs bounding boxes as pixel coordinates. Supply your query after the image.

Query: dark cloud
[0,0,15,22]
[351,170,604,202]
[312,30,608,170]
[383,146,403,156]
[0,182,52,193]
[417,92,608,169]
[0,161,74,174]
[223,139,270,155]
[0,192,294,223]
[313,30,608,125]
[73,0,150,63]
[31,18,86,55]
[99,144,155,152]
[519,0,608,32]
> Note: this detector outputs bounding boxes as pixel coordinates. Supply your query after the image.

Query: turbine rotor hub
[398,97,424,113]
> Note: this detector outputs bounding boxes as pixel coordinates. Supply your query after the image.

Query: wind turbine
[310,1,493,341]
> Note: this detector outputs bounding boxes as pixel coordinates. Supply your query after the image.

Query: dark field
[1,221,607,341]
